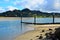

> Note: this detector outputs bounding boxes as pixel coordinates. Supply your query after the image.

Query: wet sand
[14,24,60,40]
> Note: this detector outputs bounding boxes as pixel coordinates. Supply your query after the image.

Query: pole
[21,14,22,23]
[21,14,22,31]
[53,13,55,24]
[34,14,36,25]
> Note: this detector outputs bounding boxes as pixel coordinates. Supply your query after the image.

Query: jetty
[22,22,60,25]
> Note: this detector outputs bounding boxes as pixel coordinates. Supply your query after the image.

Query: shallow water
[22,18,60,23]
[0,17,60,40]
[0,17,34,40]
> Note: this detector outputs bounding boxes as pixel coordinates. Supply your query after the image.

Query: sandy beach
[14,24,60,40]
[0,17,20,21]
[0,17,34,21]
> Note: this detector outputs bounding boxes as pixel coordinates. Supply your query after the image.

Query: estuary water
[0,17,60,40]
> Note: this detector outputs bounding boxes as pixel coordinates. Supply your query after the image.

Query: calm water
[23,18,60,23]
[0,17,60,40]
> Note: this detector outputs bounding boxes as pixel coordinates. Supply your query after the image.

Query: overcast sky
[0,0,60,13]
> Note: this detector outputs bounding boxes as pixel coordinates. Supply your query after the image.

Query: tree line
[0,8,60,17]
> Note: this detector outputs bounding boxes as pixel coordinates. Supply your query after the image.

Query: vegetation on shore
[0,8,60,17]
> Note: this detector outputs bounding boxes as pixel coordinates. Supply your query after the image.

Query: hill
[0,8,60,17]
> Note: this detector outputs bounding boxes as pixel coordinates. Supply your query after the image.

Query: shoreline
[14,24,60,40]
[0,17,21,21]
[0,17,34,21]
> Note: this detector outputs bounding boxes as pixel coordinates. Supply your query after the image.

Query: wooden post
[21,14,22,23]
[34,14,36,25]
[53,13,55,24]
[21,14,22,31]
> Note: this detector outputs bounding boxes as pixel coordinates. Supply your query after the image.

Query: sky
[0,0,60,13]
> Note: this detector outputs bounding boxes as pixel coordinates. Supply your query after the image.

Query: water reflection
[0,18,60,40]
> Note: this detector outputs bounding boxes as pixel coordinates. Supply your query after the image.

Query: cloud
[7,6,18,11]
[14,0,47,10]
[14,0,20,5]
[0,7,5,13]
[54,0,60,10]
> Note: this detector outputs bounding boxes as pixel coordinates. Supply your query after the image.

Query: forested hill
[0,8,60,17]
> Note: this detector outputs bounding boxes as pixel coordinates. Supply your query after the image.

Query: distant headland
[0,8,60,17]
